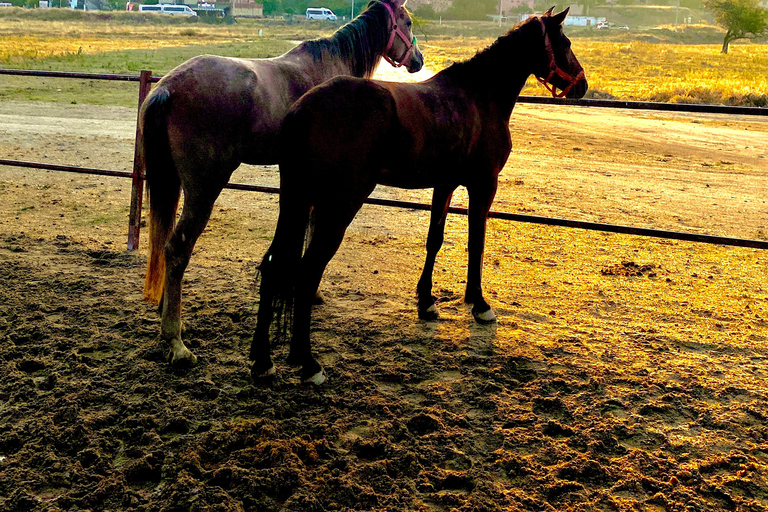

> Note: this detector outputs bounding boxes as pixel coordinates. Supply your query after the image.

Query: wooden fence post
[127,70,153,251]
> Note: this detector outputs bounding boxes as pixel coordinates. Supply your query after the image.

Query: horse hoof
[252,364,276,382]
[418,303,439,321]
[167,349,197,367]
[257,365,276,378]
[473,307,497,324]
[303,368,327,386]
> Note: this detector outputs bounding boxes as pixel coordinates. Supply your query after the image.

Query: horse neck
[294,4,389,82]
[445,23,541,115]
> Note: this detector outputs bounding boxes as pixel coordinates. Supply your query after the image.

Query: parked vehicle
[138,3,197,16]
[305,7,336,20]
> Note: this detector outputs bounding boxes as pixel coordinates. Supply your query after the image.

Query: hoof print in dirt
[406,413,443,436]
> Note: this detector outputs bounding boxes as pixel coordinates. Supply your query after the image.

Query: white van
[139,3,197,16]
[305,7,336,20]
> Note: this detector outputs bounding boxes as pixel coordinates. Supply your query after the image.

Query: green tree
[704,0,768,53]
[446,0,497,20]
[414,4,437,19]
[263,0,282,15]
[577,0,603,16]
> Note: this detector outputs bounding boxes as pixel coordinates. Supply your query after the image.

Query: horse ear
[390,0,407,8]
[552,7,569,25]
[543,6,554,16]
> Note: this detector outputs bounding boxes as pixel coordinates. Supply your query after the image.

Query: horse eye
[407,20,412,27]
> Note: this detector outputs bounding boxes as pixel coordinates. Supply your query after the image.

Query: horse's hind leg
[161,187,220,365]
[416,185,456,320]
[465,179,499,323]
[249,253,277,380]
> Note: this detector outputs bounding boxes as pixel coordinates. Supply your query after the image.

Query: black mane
[303,1,390,79]
[442,16,542,81]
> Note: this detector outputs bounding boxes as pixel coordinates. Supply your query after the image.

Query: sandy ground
[1,65,767,511]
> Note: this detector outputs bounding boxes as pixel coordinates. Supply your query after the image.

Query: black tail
[256,178,313,342]
[140,86,181,304]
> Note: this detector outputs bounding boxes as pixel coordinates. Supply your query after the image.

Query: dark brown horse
[140,0,423,366]
[252,8,587,384]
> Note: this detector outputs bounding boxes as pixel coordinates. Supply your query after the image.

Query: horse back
[281,77,398,181]
[381,80,513,186]
[154,54,317,165]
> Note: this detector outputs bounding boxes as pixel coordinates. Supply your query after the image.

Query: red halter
[536,18,585,98]
[381,1,416,68]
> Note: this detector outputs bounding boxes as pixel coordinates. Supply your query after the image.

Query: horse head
[535,7,588,99]
[379,0,424,73]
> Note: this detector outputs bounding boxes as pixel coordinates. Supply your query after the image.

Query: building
[499,0,534,16]
[405,0,453,13]
[232,0,262,17]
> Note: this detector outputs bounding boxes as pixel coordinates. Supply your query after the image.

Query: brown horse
[140,0,423,366]
[252,8,587,384]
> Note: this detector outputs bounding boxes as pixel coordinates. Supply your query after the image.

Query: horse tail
[256,134,313,340]
[140,86,180,304]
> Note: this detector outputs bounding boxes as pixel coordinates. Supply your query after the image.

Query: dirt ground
[1,67,767,511]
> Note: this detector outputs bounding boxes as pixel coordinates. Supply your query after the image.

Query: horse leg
[160,188,219,365]
[416,185,456,320]
[249,252,277,379]
[465,180,499,323]
[287,201,364,385]
[249,200,313,380]
[306,207,326,305]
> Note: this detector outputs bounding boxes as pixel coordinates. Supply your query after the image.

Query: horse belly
[378,163,460,190]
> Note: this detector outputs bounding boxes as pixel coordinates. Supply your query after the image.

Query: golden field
[1,12,767,105]
[422,38,768,105]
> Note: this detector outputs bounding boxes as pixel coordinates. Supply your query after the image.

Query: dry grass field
[1,9,767,512]
[424,39,768,105]
[1,8,767,105]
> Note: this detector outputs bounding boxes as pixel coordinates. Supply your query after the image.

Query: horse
[251,8,587,385]
[139,0,424,367]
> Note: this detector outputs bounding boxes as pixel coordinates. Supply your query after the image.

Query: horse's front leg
[287,200,364,384]
[465,179,499,323]
[417,185,456,320]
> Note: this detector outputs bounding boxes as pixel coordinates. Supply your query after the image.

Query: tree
[446,0,497,20]
[704,0,768,53]
[414,4,437,20]
[577,0,603,16]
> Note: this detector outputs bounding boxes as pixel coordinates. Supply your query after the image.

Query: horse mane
[302,0,390,79]
[443,16,541,81]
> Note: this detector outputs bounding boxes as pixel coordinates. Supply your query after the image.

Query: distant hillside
[590,5,715,29]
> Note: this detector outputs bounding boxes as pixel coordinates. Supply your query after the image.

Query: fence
[1,68,767,251]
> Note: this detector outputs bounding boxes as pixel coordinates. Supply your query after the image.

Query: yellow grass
[1,16,767,105]
[0,19,260,61]
[421,38,768,105]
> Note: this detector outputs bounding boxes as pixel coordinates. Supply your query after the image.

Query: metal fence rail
[1,67,766,251]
